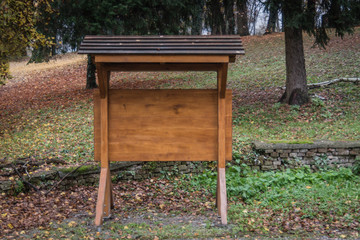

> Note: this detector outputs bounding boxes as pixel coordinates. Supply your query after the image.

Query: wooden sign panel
[94,89,232,162]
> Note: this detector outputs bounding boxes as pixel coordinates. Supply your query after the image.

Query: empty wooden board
[94,89,232,162]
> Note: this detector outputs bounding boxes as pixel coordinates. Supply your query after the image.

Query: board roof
[78,35,245,56]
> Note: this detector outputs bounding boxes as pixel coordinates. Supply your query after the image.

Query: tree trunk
[280,26,309,105]
[209,0,225,35]
[224,0,235,34]
[279,0,309,105]
[191,0,204,35]
[86,55,97,89]
[265,2,278,34]
[236,0,249,36]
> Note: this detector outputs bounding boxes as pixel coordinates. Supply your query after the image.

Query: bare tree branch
[307,78,360,89]
[279,77,360,90]
[11,163,40,192]
[44,164,87,195]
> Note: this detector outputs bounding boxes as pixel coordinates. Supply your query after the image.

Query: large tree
[0,0,53,84]
[264,0,359,105]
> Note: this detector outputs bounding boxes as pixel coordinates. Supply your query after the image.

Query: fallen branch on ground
[11,163,40,192]
[44,163,87,195]
[308,78,360,89]
[279,77,360,90]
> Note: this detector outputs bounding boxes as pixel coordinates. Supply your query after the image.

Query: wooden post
[95,64,112,226]
[218,63,228,98]
[217,63,228,225]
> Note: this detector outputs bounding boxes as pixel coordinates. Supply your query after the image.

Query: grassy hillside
[0,29,359,164]
[230,29,360,145]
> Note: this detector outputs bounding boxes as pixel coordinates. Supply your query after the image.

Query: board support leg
[217,64,228,225]
[217,166,227,224]
[95,167,111,226]
[104,167,112,217]
[95,65,112,227]
[110,180,114,209]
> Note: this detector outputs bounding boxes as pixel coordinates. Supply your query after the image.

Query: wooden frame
[92,57,231,226]
[78,35,245,228]
[95,55,231,63]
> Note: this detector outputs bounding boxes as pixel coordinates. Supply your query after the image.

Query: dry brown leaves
[0,178,214,237]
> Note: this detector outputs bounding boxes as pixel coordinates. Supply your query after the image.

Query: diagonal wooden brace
[95,167,112,226]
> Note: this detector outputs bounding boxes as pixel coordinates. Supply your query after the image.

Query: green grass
[0,100,94,164]
[191,164,360,237]
[228,29,360,143]
[233,84,360,142]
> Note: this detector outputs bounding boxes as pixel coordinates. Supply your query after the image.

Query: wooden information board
[94,89,232,162]
[79,35,245,227]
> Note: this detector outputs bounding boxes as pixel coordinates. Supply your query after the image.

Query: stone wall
[252,140,360,171]
[2,140,360,193]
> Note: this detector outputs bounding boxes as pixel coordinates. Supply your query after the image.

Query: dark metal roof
[78,35,245,55]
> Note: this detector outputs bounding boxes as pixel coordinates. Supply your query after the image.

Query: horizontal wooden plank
[81,46,244,51]
[102,63,222,72]
[82,39,242,43]
[107,152,217,161]
[94,55,231,63]
[83,38,242,43]
[81,42,243,47]
[85,35,242,39]
[94,144,220,161]
[95,117,217,130]
[105,128,216,142]
[108,140,216,154]
[94,89,232,161]
[87,50,244,56]
[107,90,216,118]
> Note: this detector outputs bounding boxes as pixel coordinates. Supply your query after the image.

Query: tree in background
[8,0,358,104]
[0,0,53,84]
[247,0,264,35]
[204,0,250,35]
[32,0,200,88]
[224,0,236,34]
[18,0,250,89]
[236,0,250,36]
[205,0,225,34]
[264,0,280,34]
[191,0,206,35]
[262,0,359,105]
